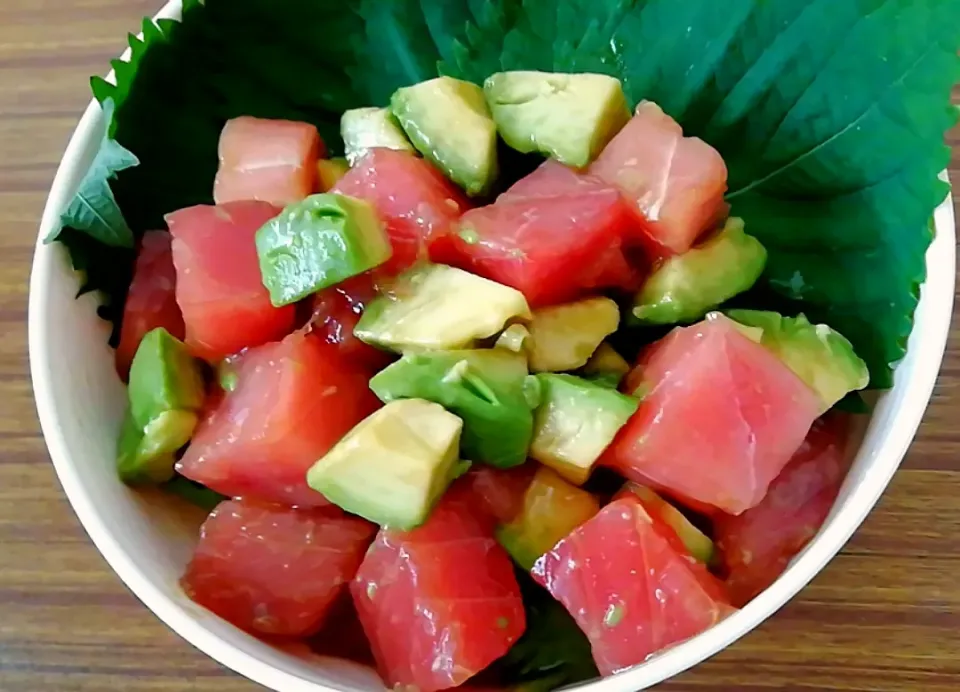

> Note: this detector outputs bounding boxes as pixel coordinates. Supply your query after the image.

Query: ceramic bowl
[28,1,957,690]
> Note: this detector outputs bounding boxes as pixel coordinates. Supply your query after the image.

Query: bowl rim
[28,1,958,690]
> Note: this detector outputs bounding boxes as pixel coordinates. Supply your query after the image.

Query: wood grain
[0,2,957,690]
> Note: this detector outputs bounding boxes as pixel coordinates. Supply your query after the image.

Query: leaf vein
[726,0,899,196]
[730,36,948,198]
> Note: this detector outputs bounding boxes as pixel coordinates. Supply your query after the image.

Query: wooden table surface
[1,2,958,691]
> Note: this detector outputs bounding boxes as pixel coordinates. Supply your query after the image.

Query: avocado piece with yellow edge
[495,324,531,354]
[724,309,869,413]
[118,409,200,485]
[496,466,600,570]
[355,264,531,353]
[117,410,174,485]
[119,328,204,485]
[391,77,499,197]
[527,297,620,373]
[341,107,415,166]
[631,217,766,326]
[530,374,639,485]
[485,71,630,168]
[581,342,630,389]
[369,349,534,468]
[128,328,204,428]
[306,399,465,529]
[256,193,392,307]
[620,483,715,565]
[317,158,350,191]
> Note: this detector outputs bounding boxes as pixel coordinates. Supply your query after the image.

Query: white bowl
[28,2,957,690]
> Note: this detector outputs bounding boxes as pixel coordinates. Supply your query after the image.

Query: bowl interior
[28,4,958,691]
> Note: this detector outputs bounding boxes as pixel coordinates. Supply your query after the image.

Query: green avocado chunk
[317,158,350,192]
[526,297,620,373]
[307,399,465,529]
[724,309,870,413]
[119,328,204,484]
[484,71,630,168]
[631,217,767,326]
[370,349,534,468]
[496,466,600,570]
[495,324,531,354]
[341,107,415,166]
[355,264,531,353]
[530,374,639,486]
[116,410,168,484]
[256,193,392,307]
[391,77,499,197]
[579,342,631,390]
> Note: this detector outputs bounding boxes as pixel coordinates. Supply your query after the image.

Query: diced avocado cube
[256,193,392,307]
[583,372,622,390]
[724,309,870,413]
[307,399,464,529]
[527,297,620,373]
[117,408,200,485]
[341,108,415,166]
[621,483,715,564]
[317,157,350,191]
[496,466,600,570]
[137,410,199,472]
[355,264,531,353]
[530,374,639,485]
[484,71,630,168]
[581,342,630,388]
[120,328,204,485]
[495,324,531,354]
[128,327,205,429]
[370,349,534,468]
[522,375,543,410]
[631,217,767,326]
[391,77,499,197]
[117,410,166,484]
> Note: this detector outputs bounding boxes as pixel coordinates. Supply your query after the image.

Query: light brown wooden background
[0,2,958,690]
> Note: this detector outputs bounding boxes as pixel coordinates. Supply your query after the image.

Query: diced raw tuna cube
[714,413,852,606]
[115,230,185,380]
[333,148,469,276]
[167,201,295,362]
[182,499,375,637]
[604,314,821,515]
[590,102,728,257]
[176,330,380,507]
[532,496,733,675]
[214,116,323,207]
[351,486,525,692]
[432,161,645,307]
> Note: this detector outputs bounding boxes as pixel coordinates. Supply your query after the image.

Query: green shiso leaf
[55,228,135,333]
[47,100,139,249]
[434,1,520,82]
[46,98,138,333]
[51,0,958,389]
[350,0,443,104]
[162,475,228,512]
[483,570,599,691]
[453,0,959,386]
